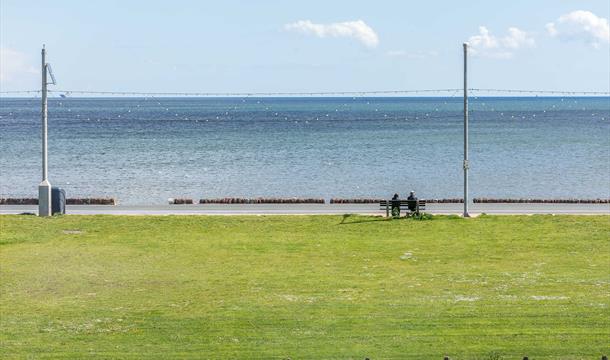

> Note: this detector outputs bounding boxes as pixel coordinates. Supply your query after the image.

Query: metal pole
[38,45,52,216]
[463,43,470,217]
[42,47,48,181]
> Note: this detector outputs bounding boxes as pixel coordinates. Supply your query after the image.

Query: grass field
[0,214,608,359]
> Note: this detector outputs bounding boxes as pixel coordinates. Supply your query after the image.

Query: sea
[1,96,609,205]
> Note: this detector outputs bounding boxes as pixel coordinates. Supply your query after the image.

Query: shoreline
[1,197,608,206]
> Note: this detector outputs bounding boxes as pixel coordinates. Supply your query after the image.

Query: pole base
[38,180,52,217]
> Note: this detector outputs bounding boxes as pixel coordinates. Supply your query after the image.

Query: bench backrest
[379,199,426,206]
[379,199,426,214]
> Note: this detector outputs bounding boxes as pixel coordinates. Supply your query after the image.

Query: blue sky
[1,0,609,93]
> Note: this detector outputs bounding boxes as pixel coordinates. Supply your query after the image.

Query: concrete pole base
[38,180,52,216]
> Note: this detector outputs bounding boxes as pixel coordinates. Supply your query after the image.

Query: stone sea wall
[198,198,325,204]
[1,197,608,205]
[0,198,116,205]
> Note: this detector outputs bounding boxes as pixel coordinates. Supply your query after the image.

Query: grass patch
[1,215,608,359]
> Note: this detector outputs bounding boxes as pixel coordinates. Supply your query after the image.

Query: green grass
[0,214,608,359]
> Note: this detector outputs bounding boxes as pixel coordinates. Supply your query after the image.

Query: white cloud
[546,10,610,48]
[467,26,535,58]
[284,20,379,48]
[503,27,536,49]
[0,48,38,84]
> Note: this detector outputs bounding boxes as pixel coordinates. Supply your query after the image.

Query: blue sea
[1,96,609,205]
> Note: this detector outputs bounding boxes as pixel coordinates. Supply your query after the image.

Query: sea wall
[1,197,608,205]
[0,198,116,205]
[199,198,325,204]
[169,198,194,205]
[330,198,465,204]
[329,198,383,204]
[473,198,609,204]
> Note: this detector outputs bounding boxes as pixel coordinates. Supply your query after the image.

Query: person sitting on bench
[407,191,418,212]
[391,193,401,218]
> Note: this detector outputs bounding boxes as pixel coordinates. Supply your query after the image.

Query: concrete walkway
[1,203,608,215]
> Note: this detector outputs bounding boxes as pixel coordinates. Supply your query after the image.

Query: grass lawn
[0,214,608,359]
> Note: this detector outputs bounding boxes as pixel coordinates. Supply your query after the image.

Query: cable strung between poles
[469,88,610,95]
[0,90,42,94]
[43,89,463,97]
[1,88,609,96]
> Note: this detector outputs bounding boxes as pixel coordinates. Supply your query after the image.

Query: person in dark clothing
[391,193,401,218]
[407,191,418,213]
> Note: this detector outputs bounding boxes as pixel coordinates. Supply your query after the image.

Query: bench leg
[386,203,389,218]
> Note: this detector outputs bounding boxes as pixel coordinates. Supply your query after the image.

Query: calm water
[1,96,609,204]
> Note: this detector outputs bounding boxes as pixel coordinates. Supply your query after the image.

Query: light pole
[39,45,55,217]
[463,43,470,217]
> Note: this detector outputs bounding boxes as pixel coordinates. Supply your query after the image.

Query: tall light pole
[463,43,470,217]
[39,45,55,216]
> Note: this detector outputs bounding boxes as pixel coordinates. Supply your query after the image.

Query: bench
[379,199,426,217]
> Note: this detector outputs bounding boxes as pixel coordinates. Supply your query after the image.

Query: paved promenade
[1,203,608,215]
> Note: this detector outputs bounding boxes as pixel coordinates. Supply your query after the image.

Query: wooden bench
[379,199,426,217]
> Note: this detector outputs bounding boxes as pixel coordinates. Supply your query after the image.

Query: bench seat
[379,199,427,217]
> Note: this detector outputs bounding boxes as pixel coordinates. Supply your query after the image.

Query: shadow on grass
[338,213,460,225]
[338,213,388,225]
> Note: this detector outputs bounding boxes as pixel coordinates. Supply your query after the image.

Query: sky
[1,0,609,94]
